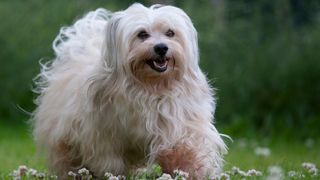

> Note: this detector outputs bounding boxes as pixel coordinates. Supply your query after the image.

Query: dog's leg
[156,144,204,179]
[49,140,82,179]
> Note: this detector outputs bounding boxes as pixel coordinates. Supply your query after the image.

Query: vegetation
[0,124,319,179]
[1,0,319,138]
[0,0,319,179]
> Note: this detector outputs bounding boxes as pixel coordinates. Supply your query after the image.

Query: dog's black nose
[154,43,168,56]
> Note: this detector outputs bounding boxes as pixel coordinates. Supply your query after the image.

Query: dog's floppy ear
[102,12,125,70]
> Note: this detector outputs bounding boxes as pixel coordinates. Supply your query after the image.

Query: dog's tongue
[153,60,168,69]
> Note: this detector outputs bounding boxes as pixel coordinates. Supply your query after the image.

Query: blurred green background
[1,0,320,141]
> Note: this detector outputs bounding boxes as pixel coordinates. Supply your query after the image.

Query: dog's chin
[145,57,170,73]
[130,55,183,92]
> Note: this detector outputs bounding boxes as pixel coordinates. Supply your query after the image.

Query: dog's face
[104,4,199,91]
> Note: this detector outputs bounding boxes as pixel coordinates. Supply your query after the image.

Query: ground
[0,123,319,179]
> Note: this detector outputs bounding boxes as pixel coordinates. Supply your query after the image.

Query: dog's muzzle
[146,57,169,73]
[146,43,169,73]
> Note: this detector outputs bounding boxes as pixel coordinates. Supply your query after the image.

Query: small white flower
[309,167,318,176]
[173,169,189,179]
[11,170,20,177]
[68,171,77,177]
[36,172,46,179]
[18,165,28,176]
[287,171,305,178]
[78,167,90,175]
[135,167,148,176]
[231,166,240,174]
[27,168,38,176]
[117,175,126,180]
[157,173,173,180]
[104,172,113,177]
[302,162,318,176]
[11,170,21,180]
[11,169,25,180]
[231,166,247,177]
[254,147,271,157]
[13,176,21,180]
[267,165,283,180]
[238,170,247,177]
[105,172,120,180]
[219,173,230,180]
[109,176,119,180]
[50,175,58,179]
[302,162,316,170]
[247,169,262,176]
[288,171,297,177]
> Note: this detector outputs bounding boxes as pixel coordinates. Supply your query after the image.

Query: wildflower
[68,171,77,177]
[10,170,21,180]
[288,171,305,178]
[50,175,58,179]
[267,165,283,180]
[231,166,239,172]
[254,147,271,157]
[18,165,28,176]
[104,172,114,177]
[247,169,262,177]
[302,162,316,170]
[117,175,126,180]
[156,173,173,180]
[309,167,318,176]
[135,167,148,177]
[11,170,20,177]
[13,176,21,180]
[27,168,38,177]
[173,169,189,179]
[231,166,247,177]
[78,167,90,175]
[238,170,247,177]
[104,172,119,180]
[302,162,318,176]
[109,176,119,180]
[136,167,147,173]
[219,173,230,180]
[36,172,46,179]
[287,171,297,177]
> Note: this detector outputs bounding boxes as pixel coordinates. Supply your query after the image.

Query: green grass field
[1,123,319,179]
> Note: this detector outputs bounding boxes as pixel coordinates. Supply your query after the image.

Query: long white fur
[33,3,227,178]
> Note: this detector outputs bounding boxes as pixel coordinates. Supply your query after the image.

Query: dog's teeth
[153,60,168,68]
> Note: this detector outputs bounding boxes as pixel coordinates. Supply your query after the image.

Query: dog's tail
[34,9,112,94]
[52,8,111,65]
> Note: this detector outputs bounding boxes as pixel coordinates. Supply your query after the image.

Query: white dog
[33,3,227,179]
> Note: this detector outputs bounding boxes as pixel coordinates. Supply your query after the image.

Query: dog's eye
[137,30,150,40]
[165,29,175,37]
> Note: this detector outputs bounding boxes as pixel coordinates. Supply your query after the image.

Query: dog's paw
[156,144,204,178]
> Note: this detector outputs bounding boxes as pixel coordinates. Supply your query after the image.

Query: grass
[0,123,46,174]
[0,123,319,179]
[224,138,320,177]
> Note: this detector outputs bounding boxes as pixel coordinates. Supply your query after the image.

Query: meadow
[1,123,319,179]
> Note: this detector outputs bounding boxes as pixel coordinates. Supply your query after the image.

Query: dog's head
[103,3,199,91]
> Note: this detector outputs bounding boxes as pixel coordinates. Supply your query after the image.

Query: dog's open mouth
[146,58,169,72]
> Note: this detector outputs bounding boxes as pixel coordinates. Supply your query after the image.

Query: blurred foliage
[0,0,319,138]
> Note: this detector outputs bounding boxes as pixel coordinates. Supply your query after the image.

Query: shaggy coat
[33,3,227,179]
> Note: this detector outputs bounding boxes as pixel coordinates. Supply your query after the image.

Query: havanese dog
[33,3,227,179]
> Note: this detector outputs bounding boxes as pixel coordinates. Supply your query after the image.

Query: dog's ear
[102,12,125,70]
[175,9,199,66]
[161,6,200,72]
